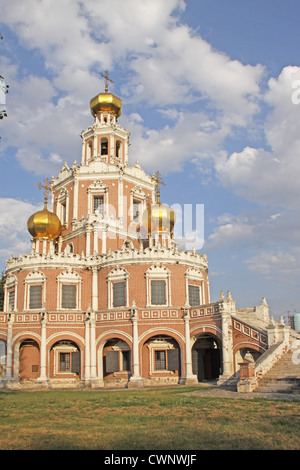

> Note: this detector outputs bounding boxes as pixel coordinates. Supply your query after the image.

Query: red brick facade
[0,91,270,389]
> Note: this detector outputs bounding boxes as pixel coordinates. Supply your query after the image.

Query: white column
[89,311,98,385]
[128,304,143,388]
[218,308,234,385]
[183,309,198,384]
[86,225,91,256]
[81,139,85,165]
[101,227,107,254]
[4,316,13,381]
[118,177,124,227]
[110,133,115,159]
[93,136,97,158]
[92,267,98,312]
[73,178,78,220]
[84,316,90,382]
[37,312,49,386]
[93,228,98,254]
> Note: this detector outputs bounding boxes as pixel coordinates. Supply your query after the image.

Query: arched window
[101,137,108,156]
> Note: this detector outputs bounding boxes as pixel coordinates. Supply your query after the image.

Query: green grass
[0,387,299,450]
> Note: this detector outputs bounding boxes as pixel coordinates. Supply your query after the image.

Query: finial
[101,70,114,93]
[36,177,51,208]
[152,170,166,204]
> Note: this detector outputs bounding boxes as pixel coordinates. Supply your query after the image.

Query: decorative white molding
[107,267,129,309]
[145,264,171,308]
[56,269,82,311]
[23,270,46,311]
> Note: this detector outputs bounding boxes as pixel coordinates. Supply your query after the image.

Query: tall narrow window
[8,290,15,311]
[29,285,42,309]
[188,285,200,307]
[62,285,76,309]
[113,281,126,307]
[61,202,66,225]
[151,280,166,305]
[101,138,108,155]
[93,195,104,215]
[116,140,122,158]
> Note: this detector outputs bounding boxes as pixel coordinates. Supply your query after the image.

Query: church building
[0,74,297,391]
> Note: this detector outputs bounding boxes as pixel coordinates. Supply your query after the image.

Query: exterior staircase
[255,350,300,394]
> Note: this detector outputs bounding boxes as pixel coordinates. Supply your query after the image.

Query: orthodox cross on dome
[152,170,166,204]
[36,177,52,208]
[101,70,114,93]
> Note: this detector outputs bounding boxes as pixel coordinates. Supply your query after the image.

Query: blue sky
[1,0,300,319]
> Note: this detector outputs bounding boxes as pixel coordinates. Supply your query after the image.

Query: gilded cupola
[142,171,175,235]
[90,70,122,118]
[27,178,62,241]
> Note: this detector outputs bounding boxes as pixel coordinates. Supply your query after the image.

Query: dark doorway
[192,335,221,381]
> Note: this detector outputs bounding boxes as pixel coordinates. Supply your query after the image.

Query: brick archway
[192,332,222,381]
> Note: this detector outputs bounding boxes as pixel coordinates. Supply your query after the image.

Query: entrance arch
[49,340,81,381]
[142,335,182,384]
[192,334,221,381]
[19,339,40,381]
[103,338,131,380]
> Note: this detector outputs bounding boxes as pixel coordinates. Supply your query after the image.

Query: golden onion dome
[28,178,62,241]
[90,92,122,118]
[27,206,62,240]
[142,171,175,236]
[142,202,175,235]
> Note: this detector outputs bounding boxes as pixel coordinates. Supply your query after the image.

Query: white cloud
[0,198,40,266]
[0,0,266,177]
[246,250,300,278]
[216,66,300,210]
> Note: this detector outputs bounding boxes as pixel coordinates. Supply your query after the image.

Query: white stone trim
[87,180,109,216]
[4,274,18,312]
[146,264,171,308]
[107,267,129,309]
[185,267,205,305]
[56,270,82,311]
[23,271,46,311]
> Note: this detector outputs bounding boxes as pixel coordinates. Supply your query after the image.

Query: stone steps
[256,350,300,394]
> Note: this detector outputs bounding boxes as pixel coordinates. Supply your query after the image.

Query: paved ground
[184,384,300,401]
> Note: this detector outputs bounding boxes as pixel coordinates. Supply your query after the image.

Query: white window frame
[146,265,171,307]
[130,186,146,223]
[57,187,69,228]
[107,267,129,309]
[57,270,82,311]
[4,274,18,312]
[147,338,174,375]
[24,271,46,311]
[185,267,205,306]
[53,342,79,376]
[87,180,108,216]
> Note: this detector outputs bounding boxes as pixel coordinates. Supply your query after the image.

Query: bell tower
[81,71,129,167]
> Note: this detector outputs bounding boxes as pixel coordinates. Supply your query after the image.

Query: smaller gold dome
[27,206,62,241]
[90,92,122,118]
[142,202,176,235]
